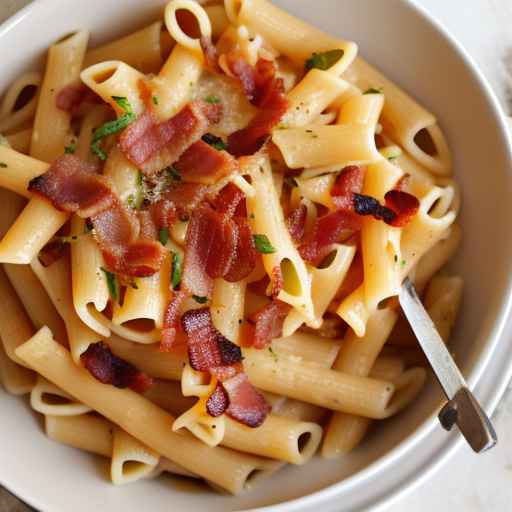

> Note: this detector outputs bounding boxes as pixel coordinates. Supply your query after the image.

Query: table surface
[1,1,512,511]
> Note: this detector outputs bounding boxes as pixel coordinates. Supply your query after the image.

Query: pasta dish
[0,0,462,494]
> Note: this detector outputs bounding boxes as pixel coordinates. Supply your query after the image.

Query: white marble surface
[0,1,511,511]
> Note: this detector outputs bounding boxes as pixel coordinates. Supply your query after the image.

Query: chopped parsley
[101,267,119,301]
[304,49,344,71]
[205,95,220,104]
[0,162,7,168]
[165,165,182,181]
[171,251,182,290]
[159,228,169,246]
[192,295,208,304]
[64,142,76,154]
[268,346,278,362]
[202,133,227,151]
[253,234,276,254]
[363,87,384,95]
[152,96,159,106]
[401,259,407,268]
[127,171,144,209]
[90,96,136,160]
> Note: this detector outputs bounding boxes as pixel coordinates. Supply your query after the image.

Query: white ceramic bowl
[1,1,512,511]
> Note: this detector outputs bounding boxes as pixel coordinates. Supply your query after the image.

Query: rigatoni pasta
[0,0,463,495]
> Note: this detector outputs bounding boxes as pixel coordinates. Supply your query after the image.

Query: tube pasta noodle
[83,22,165,74]
[31,256,102,363]
[17,328,276,494]
[0,0,464,496]
[0,71,41,135]
[243,153,315,322]
[30,375,92,416]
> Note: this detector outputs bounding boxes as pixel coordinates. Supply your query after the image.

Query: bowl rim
[1,1,512,512]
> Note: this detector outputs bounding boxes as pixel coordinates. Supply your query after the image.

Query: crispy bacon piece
[200,36,220,72]
[269,265,283,299]
[223,217,257,282]
[206,382,229,417]
[248,300,291,349]
[181,307,269,426]
[56,83,101,118]
[30,155,166,278]
[137,210,158,240]
[393,173,411,192]
[175,140,237,185]
[119,101,222,175]
[330,165,366,211]
[161,291,187,351]
[149,199,176,230]
[384,190,420,227]
[160,182,208,221]
[81,342,153,393]
[286,203,307,244]
[353,191,419,228]
[226,52,256,99]
[223,372,271,427]
[38,239,67,267]
[215,182,246,218]
[227,60,288,157]
[299,210,361,263]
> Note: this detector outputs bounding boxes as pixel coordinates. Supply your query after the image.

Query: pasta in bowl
[0,0,511,510]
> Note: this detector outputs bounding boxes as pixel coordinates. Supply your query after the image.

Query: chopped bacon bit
[206,382,229,417]
[330,165,366,211]
[175,140,237,185]
[81,342,153,393]
[394,173,411,192]
[181,308,222,371]
[160,182,208,221]
[215,182,246,218]
[224,217,257,282]
[210,362,243,382]
[216,332,243,365]
[200,37,220,72]
[249,300,291,349]
[30,155,166,278]
[56,83,101,118]
[223,372,271,427]
[206,213,238,279]
[227,60,288,157]
[119,100,222,175]
[38,239,67,267]
[286,203,307,244]
[384,190,420,227]
[299,210,361,263]
[269,265,283,299]
[253,59,276,106]
[149,199,176,230]
[353,193,395,224]
[226,51,256,99]
[161,291,187,351]
[137,210,158,240]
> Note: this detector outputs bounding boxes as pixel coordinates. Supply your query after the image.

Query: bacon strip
[214,182,246,218]
[223,216,257,282]
[223,372,271,427]
[175,140,237,185]
[119,100,222,175]
[227,60,288,157]
[161,291,187,351]
[38,239,67,267]
[330,165,366,211]
[29,155,166,278]
[247,300,291,349]
[81,342,153,393]
[384,190,420,227]
[286,203,307,244]
[299,210,361,264]
[56,83,101,118]
[181,307,269,427]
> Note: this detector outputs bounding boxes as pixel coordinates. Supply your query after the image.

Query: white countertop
[0,1,511,511]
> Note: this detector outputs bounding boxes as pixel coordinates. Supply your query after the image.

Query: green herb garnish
[152,96,159,106]
[202,133,227,151]
[253,234,276,254]
[268,346,278,362]
[205,95,220,104]
[127,171,144,209]
[101,267,119,301]
[165,165,182,181]
[305,49,344,71]
[192,295,208,304]
[171,251,182,290]
[363,87,384,95]
[401,259,407,268]
[90,96,136,160]
[64,142,76,154]
[159,228,169,246]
